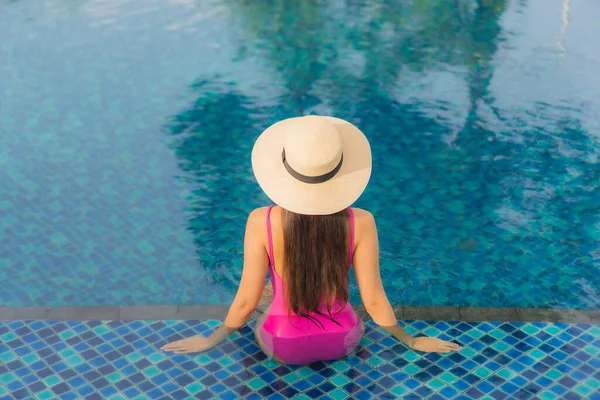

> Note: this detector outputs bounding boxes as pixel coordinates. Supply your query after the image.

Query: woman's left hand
[161,336,215,354]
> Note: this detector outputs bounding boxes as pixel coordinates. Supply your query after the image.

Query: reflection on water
[1,0,599,308]
[556,0,570,54]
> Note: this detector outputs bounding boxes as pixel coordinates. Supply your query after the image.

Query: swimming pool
[1,0,599,309]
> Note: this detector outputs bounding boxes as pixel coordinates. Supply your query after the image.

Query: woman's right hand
[410,337,462,353]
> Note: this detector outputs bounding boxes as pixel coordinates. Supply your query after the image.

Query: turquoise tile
[584,378,600,390]
[439,372,458,384]
[539,390,560,400]
[59,330,76,340]
[574,384,593,397]
[0,332,16,342]
[37,390,55,400]
[390,385,408,396]
[488,329,507,340]
[148,353,166,364]
[142,366,160,378]
[0,373,17,384]
[283,372,301,384]
[330,388,350,399]
[491,341,510,353]
[427,378,445,390]
[474,367,492,378]
[246,378,266,390]
[184,382,204,395]
[107,372,123,383]
[367,355,384,367]
[545,369,562,381]
[42,375,61,387]
[529,349,546,360]
[402,364,420,375]
[331,361,350,373]
[330,374,350,387]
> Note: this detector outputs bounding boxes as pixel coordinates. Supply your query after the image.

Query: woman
[162,116,462,363]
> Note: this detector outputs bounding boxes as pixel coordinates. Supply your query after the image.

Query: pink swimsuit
[259,206,363,365]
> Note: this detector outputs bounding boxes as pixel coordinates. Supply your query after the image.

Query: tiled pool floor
[1,319,599,400]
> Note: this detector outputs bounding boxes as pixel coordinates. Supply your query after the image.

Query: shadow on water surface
[165,0,600,309]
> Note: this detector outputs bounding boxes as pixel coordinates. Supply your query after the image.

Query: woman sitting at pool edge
[162,116,462,363]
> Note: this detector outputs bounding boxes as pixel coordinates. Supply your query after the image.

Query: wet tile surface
[404,306,461,321]
[47,307,120,321]
[460,307,519,323]
[1,319,599,400]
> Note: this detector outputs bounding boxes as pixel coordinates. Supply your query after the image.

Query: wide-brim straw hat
[251,115,372,215]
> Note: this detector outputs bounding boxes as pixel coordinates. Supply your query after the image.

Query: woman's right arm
[352,210,461,353]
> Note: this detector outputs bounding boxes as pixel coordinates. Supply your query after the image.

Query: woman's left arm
[161,209,269,354]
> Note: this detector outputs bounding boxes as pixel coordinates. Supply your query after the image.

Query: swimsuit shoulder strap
[348,207,355,265]
[266,206,275,267]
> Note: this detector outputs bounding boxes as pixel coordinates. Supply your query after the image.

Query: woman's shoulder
[350,208,378,246]
[247,207,271,224]
[248,206,270,217]
[350,207,376,225]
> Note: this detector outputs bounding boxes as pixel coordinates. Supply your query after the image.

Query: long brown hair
[282,208,350,328]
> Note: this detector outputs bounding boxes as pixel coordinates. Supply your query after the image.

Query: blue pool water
[1,0,599,309]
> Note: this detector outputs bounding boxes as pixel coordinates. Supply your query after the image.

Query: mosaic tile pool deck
[1,317,599,400]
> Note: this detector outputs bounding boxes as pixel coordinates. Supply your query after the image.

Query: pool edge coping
[1,305,598,324]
